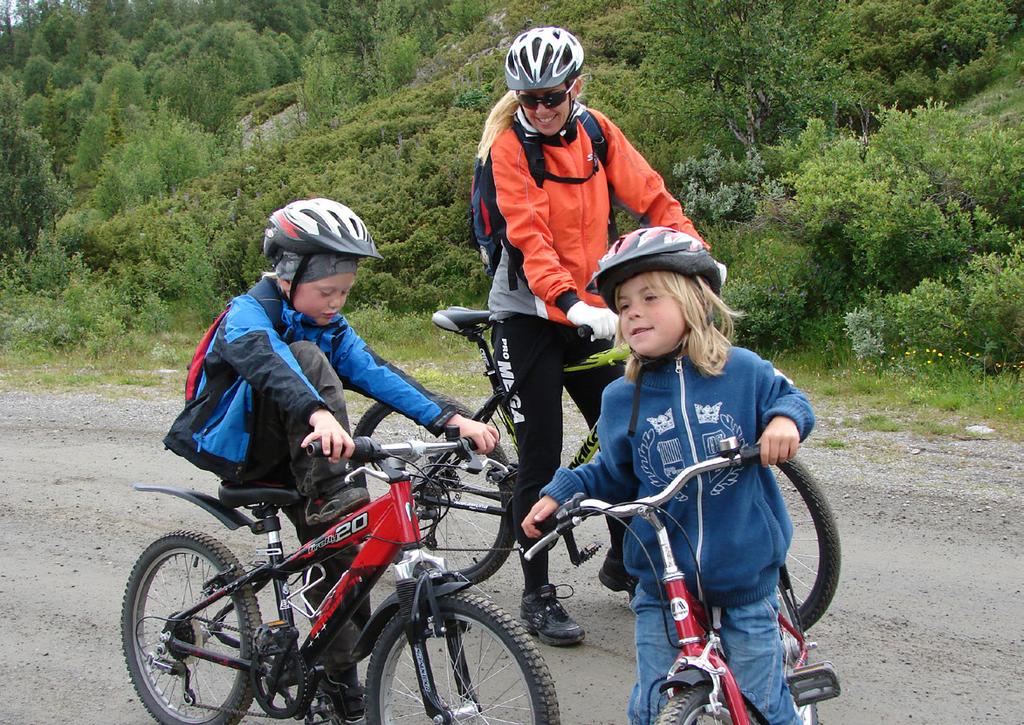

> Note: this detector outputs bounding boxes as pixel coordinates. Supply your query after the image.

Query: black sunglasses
[517,87,570,109]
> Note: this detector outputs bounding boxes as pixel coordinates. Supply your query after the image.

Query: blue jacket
[165,277,453,481]
[542,348,814,607]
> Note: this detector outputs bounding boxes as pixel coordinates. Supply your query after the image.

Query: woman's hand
[302,408,355,463]
[522,495,560,539]
[448,413,500,454]
[757,416,800,466]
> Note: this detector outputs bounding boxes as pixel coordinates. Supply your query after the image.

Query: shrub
[718,232,813,351]
[846,241,1024,371]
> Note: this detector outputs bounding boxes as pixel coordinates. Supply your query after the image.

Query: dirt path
[0,389,1022,724]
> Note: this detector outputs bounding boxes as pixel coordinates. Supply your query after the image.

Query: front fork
[645,510,751,723]
[394,548,474,724]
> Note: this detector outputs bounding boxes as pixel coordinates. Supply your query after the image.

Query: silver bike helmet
[589,227,723,312]
[504,26,584,91]
[263,198,381,265]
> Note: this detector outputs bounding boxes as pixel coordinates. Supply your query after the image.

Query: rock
[965,424,995,434]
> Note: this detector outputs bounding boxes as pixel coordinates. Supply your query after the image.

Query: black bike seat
[431,306,491,333]
[218,482,302,508]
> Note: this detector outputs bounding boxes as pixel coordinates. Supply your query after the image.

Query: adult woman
[476,26,706,645]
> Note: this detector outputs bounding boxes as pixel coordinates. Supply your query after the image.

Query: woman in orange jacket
[476,26,707,646]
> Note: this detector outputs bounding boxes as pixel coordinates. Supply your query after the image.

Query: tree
[648,0,838,151]
[0,76,69,256]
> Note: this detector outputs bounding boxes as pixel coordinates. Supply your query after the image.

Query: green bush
[92,105,221,217]
[846,241,1024,371]
[717,231,814,351]
[783,104,1021,311]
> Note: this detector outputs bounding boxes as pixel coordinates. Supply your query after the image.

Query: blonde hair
[619,270,738,381]
[477,91,520,160]
[476,78,585,160]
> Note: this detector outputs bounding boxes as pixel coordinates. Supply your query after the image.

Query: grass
[773,349,1024,440]
[2,312,1022,440]
[956,29,1024,127]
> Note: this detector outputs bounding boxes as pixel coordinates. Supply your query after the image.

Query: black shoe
[305,485,370,525]
[598,554,638,596]
[520,584,585,646]
[315,675,365,724]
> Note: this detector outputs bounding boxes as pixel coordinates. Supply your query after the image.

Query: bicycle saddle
[218,482,302,508]
[431,306,491,333]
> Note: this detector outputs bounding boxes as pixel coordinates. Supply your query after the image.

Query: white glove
[566,301,618,340]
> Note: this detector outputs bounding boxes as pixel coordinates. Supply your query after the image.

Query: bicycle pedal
[787,661,840,706]
[576,542,602,564]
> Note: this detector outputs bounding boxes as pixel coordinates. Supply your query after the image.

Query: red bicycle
[122,433,560,725]
[523,437,840,724]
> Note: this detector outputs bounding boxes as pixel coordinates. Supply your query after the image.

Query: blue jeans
[628,588,800,725]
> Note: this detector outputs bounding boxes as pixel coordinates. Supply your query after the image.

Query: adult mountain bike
[355,307,841,628]
[524,436,841,724]
[122,432,560,725]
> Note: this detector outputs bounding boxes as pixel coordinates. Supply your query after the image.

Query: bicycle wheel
[774,459,841,629]
[364,591,560,724]
[354,397,515,584]
[122,531,261,725]
[655,683,762,724]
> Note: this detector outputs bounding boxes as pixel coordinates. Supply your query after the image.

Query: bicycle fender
[352,579,475,660]
[133,484,253,530]
[658,665,712,693]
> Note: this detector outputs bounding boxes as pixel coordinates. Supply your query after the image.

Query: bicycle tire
[654,683,763,724]
[775,459,841,629]
[364,591,560,724]
[354,396,514,584]
[122,530,261,725]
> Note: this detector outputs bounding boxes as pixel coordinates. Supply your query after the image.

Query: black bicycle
[355,306,841,628]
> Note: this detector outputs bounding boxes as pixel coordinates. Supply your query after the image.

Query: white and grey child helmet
[589,227,724,312]
[263,198,382,265]
[504,26,584,91]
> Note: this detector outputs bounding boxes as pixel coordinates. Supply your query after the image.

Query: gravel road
[1,387,1022,724]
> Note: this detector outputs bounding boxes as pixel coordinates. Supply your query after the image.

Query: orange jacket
[487,107,703,324]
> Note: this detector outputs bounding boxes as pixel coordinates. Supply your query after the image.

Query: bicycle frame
[147,447,476,720]
[434,307,626,467]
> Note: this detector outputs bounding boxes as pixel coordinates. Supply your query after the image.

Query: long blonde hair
[620,270,738,381]
[477,91,520,161]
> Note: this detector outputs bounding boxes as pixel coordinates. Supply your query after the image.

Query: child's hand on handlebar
[448,413,500,454]
[757,416,800,466]
[522,495,560,539]
[303,408,355,463]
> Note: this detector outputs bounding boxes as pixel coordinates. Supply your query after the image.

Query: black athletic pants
[492,314,625,595]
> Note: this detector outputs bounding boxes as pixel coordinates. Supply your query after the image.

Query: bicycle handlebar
[524,437,761,561]
[306,435,479,463]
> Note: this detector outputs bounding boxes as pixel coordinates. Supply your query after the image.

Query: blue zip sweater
[165,278,453,481]
[542,347,814,607]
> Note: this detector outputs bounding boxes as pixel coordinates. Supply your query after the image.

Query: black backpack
[468,110,614,280]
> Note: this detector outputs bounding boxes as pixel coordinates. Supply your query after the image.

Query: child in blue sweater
[523,227,814,725]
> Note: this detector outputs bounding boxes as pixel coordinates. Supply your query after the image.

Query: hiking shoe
[598,553,638,597]
[520,584,585,646]
[304,485,370,525]
[322,679,365,723]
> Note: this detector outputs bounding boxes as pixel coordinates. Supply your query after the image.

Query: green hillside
[2,0,1022,382]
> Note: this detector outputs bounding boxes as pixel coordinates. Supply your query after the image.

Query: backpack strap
[512,110,610,188]
[247,277,287,335]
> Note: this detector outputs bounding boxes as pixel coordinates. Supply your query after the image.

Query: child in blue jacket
[523,227,813,725]
[165,198,497,718]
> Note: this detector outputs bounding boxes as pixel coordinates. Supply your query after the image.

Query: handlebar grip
[349,436,382,463]
[739,444,760,464]
[576,324,594,339]
[305,436,382,462]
